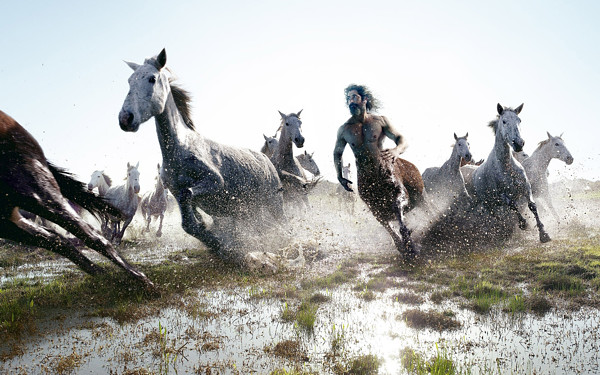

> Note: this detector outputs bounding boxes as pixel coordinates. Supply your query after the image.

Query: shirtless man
[333,84,424,256]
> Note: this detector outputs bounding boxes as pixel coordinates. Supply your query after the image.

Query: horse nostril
[119,111,134,128]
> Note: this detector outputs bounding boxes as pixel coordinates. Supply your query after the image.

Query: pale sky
[2,0,598,192]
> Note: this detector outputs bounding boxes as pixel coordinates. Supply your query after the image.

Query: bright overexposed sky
[2,0,598,193]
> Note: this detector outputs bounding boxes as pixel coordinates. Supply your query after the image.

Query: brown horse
[356,157,425,256]
[0,110,154,289]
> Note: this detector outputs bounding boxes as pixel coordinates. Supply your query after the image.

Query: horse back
[394,158,425,208]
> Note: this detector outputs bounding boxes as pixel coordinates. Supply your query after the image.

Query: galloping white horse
[118,49,284,258]
[87,170,113,231]
[422,133,472,210]
[471,103,550,243]
[516,132,574,221]
[104,162,141,244]
[88,170,112,197]
[270,110,313,209]
[140,163,168,237]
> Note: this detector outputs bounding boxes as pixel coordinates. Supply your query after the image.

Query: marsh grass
[0,248,258,338]
[401,343,462,375]
[400,308,461,331]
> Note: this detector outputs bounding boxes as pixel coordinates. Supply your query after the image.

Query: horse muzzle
[565,156,574,165]
[119,110,139,132]
[512,139,525,153]
[294,136,305,148]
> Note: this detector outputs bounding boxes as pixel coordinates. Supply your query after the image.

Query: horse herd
[0,48,574,289]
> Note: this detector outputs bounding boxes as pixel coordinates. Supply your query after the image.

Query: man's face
[346,90,366,116]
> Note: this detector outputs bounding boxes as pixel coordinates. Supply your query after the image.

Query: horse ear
[547,131,553,139]
[136,161,140,169]
[497,103,504,115]
[465,132,468,138]
[515,103,524,114]
[454,133,458,141]
[125,61,141,71]
[278,111,286,119]
[263,134,268,141]
[127,162,131,168]
[156,48,167,70]
[297,109,303,118]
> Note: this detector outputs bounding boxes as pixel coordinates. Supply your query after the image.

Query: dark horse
[0,110,154,289]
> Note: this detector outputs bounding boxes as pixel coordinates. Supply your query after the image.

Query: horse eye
[555,143,559,146]
[149,76,156,84]
[286,122,290,126]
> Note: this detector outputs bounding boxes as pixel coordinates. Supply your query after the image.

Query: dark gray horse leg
[178,188,223,253]
[528,201,551,243]
[156,214,164,237]
[393,205,419,257]
[39,203,155,289]
[1,218,104,275]
[504,195,528,230]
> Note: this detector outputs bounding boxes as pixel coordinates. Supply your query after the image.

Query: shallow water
[2,185,600,374]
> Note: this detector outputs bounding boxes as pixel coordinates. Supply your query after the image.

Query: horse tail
[47,161,124,220]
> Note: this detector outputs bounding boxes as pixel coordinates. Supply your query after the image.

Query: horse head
[298,150,320,176]
[119,48,170,132]
[262,134,279,156]
[278,110,305,148]
[496,103,525,152]
[126,162,141,194]
[453,132,472,163]
[545,131,574,165]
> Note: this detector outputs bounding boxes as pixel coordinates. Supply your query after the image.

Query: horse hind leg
[393,204,420,258]
[2,213,104,275]
[34,200,154,288]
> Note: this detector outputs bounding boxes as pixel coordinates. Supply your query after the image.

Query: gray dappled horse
[269,110,314,209]
[516,132,573,221]
[118,49,284,258]
[296,150,320,177]
[422,133,472,211]
[471,103,551,243]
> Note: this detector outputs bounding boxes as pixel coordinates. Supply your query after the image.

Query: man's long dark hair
[344,84,382,112]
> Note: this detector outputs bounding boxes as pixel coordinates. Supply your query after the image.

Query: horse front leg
[156,213,164,237]
[503,194,528,230]
[177,188,223,254]
[528,200,551,243]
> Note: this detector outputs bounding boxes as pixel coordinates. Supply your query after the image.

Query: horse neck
[98,180,110,196]
[272,127,294,166]
[154,92,204,160]
[493,130,513,164]
[528,144,552,170]
[155,179,165,195]
[445,145,463,171]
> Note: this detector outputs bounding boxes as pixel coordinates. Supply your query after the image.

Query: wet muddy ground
[1,182,600,374]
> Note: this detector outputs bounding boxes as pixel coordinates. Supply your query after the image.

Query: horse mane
[169,81,195,131]
[103,173,112,187]
[535,138,552,151]
[487,106,518,134]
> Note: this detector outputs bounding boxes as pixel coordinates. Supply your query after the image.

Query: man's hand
[380,148,399,163]
[338,177,354,192]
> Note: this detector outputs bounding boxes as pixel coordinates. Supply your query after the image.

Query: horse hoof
[540,232,551,243]
[156,231,162,238]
